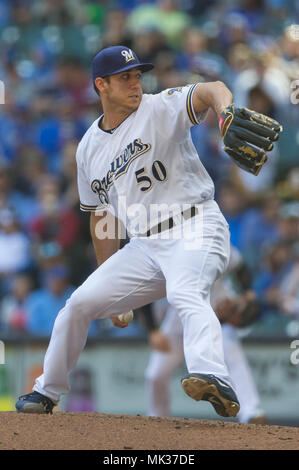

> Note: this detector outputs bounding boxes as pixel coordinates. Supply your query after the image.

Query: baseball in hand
[117,310,134,324]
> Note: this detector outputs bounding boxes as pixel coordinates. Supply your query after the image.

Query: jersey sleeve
[76,148,101,212]
[151,83,207,142]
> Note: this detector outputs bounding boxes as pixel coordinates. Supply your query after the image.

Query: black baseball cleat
[181,373,240,418]
[15,391,56,414]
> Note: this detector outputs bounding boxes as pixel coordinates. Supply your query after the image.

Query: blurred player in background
[144,246,266,424]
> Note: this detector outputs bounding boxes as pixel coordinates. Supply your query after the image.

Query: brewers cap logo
[121,49,135,63]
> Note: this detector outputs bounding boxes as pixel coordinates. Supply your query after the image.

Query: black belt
[139,205,198,237]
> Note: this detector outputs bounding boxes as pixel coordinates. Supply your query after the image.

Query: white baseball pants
[34,199,231,403]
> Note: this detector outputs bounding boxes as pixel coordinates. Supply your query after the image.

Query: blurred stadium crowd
[0,0,299,338]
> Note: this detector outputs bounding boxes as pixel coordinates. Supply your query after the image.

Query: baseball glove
[216,291,259,328]
[219,105,283,176]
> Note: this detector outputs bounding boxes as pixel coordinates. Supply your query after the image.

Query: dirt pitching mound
[0,412,298,450]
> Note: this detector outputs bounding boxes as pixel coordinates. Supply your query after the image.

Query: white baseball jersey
[76,84,214,235]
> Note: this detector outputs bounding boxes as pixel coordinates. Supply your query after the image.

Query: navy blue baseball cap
[92,45,154,82]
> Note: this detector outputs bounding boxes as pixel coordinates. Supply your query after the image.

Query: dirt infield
[0,412,299,450]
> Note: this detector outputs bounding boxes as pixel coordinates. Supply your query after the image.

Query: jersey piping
[186,83,200,126]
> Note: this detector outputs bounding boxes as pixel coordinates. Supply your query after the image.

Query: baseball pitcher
[16,46,282,416]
